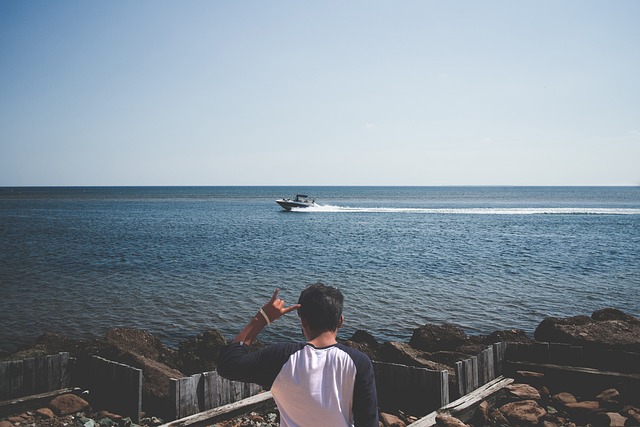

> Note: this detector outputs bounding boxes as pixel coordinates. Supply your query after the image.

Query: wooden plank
[48,354,62,391]
[493,342,505,376]
[438,370,449,408]
[59,353,70,389]
[8,361,24,400]
[477,351,486,385]
[454,361,464,398]
[21,358,35,397]
[0,387,78,418]
[34,355,48,394]
[176,374,202,419]
[533,342,549,363]
[159,391,275,427]
[201,372,216,410]
[169,379,179,421]
[462,359,472,396]
[230,380,243,404]
[485,346,495,381]
[115,360,142,422]
[408,376,514,427]
[585,348,639,373]
[549,343,574,365]
[0,361,7,401]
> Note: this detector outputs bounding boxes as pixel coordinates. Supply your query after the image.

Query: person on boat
[217,284,379,427]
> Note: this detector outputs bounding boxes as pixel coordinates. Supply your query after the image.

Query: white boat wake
[290,205,640,215]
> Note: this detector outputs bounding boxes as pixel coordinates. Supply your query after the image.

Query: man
[217,284,379,427]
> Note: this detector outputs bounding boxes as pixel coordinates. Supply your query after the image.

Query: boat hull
[276,199,314,210]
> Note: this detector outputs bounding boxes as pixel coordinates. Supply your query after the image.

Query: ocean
[1,186,639,352]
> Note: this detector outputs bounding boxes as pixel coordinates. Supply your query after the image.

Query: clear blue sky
[1,1,638,186]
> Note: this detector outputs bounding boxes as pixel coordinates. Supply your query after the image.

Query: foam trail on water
[292,205,640,215]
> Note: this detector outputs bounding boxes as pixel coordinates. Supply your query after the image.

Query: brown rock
[49,393,89,415]
[592,308,640,324]
[97,410,123,420]
[350,330,380,347]
[343,339,380,362]
[597,388,621,406]
[565,400,600,412]
[533,310,640,352]
[409,323,469,352]
[516,370,545,379]
[177,328,227,374]
[435,413,469,427]
[515,370,545,388]
[625,407,640,425]
[564,401,600,422]
[378,341,453,373]
[129,354,184,415]
[552,392,578,406]
[499,400,547,426]
[506,383,541,400]
[380,412,406,427]
[105,328,178,366]
[480,328,534,345]
[593,412,628,427]
[36,407,55,418]
[0,422,12,427]
[473,400,490,425]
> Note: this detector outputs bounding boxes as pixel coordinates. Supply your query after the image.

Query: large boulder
[378,341,453,374]
[409,323,469,352]
[473,328,533,345]
[49,393,90,416]
[343,330,380,361]
[498,400,546,426]
[534,309,640,352]
[105,328,178,366]
[177,328,227,375]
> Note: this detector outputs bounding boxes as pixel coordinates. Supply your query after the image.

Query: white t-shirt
[218,342,378,427]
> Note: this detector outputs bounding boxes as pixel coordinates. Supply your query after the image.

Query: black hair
[297,283,344,333]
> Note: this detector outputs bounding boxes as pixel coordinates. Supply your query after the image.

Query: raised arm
[233,288,301,345]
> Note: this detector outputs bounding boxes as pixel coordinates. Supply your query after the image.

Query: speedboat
[276,194,316,210]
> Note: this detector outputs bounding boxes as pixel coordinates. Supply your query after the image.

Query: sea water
[1,186,639,351]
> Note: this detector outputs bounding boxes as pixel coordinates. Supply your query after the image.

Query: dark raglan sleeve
[345,347,379,427]
[217,341,302,390]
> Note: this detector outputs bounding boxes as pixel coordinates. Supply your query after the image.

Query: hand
[261,288,301,323]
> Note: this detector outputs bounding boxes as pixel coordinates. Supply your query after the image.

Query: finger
[269,288,280,302]
[282,304,301,314]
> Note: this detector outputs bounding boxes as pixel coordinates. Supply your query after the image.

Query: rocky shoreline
[1,308,639,427]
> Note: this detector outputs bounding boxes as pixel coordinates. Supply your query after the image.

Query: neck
[307,330,338,348]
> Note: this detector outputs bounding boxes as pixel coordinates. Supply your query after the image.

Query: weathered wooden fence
[169,370,262,420]
[1,353,142,423]
[373,361,449,417]
[455,342,506,398]
[0,352,70,401]
[504,341,640,373]
[167,345,508,421]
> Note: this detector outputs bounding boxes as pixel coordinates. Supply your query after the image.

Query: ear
[299,315,311,340]
[337,315,344,329]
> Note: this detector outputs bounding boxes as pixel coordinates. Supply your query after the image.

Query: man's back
[217,341,378,427]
